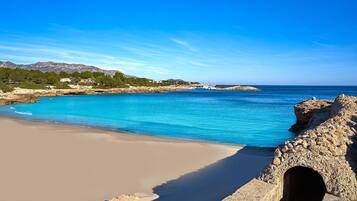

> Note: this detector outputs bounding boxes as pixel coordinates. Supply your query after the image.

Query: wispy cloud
[311,41,336,48]
[0,42,171,77]
[170,38,199,52]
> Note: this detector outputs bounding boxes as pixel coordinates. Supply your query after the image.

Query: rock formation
[214,85,260,91]
[259,95,357,200]
[108,193,158,201]
[289,99,333,133]
[0,94,38,105]
[225,95,357,201]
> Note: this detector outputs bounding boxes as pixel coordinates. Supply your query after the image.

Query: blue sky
[0,0,356,85]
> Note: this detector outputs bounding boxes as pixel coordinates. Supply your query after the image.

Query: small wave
[10,107,15,110]
[14,111,33,116]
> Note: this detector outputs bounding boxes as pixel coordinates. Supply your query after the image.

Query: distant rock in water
[215,85,260,91]
[0,61,119,76]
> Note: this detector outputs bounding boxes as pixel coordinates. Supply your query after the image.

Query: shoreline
[0,116,247,201]
[0,115,248,148]
[0,86,191,105]
[0,85,261,105]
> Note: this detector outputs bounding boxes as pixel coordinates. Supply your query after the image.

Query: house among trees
[79,78,94,85]
[60,78,71,83]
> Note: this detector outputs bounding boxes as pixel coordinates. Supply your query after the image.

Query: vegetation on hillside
[0,67,190,92]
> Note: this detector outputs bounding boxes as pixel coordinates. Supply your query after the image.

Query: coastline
[1,115,246,147]
[0,116,243,201]
[0,85,261,105]
[0,86,191,105]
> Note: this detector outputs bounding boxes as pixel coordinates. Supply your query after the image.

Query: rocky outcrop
[0,94,38,105]
[223,95,357,201]
[216,85,260,91]
[259,95,357,200]
[193,84,261,91]
[289,98,333,133]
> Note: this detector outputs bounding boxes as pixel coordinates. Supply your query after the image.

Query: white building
[60,78,71,83]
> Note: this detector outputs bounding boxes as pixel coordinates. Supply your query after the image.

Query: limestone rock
[258,95,357,200]
[108,193,158,201]
[289,99,333,134]
[272,157,281,166]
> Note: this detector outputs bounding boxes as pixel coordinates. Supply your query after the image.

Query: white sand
[0,117,240,201]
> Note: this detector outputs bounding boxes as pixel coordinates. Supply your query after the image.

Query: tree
[59,71,69,78]
[46,72,59,85]
[0,82,14,92]
[0,67,183,90]
[80,71,93,79]
[95,75,115,88]
[114,72,125,81]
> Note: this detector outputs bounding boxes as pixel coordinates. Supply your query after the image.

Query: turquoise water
[1,86,357,147]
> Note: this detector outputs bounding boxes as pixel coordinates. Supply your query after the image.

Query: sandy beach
[0,117,248,201]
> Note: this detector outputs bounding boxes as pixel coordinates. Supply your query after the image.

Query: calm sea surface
[1,86,357,147]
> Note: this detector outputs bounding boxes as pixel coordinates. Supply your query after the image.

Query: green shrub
[54,82,72,89]
[0,82,14,93]
[0,67,172,90]
[19,81,47,89]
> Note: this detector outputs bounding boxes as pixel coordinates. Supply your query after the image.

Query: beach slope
[0,118,239,201]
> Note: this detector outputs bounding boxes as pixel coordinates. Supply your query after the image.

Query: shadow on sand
[153,146,274,201]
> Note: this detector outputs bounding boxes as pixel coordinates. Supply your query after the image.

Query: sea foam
[14,111,33,116]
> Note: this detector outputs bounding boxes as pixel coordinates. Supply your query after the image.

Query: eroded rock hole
[282,166,326,201]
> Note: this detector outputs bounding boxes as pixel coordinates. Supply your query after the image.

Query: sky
[0,0,356,85]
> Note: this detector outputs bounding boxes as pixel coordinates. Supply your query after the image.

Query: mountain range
[0,61,119,76]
